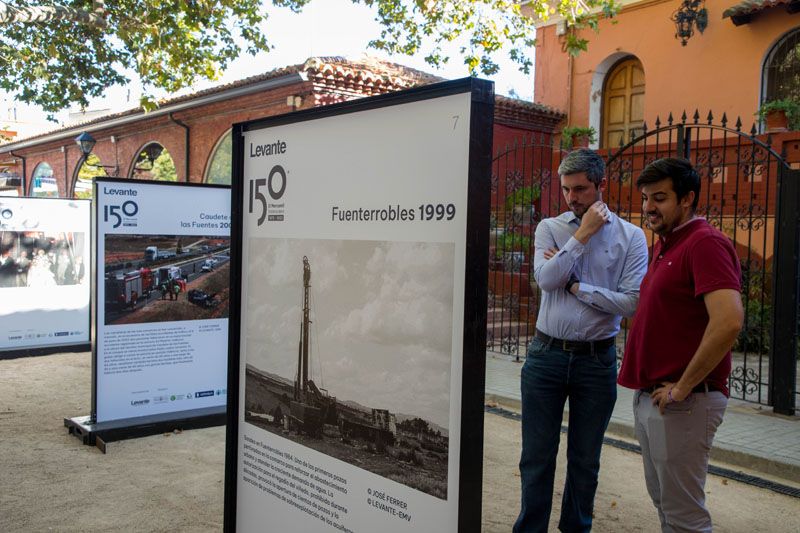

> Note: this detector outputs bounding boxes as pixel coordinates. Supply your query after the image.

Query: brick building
[0,57,563,198]
[529,0,799,147]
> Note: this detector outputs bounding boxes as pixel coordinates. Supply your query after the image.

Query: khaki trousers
[633,389,727,533]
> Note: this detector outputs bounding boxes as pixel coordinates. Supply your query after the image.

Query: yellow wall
[534,0,800,134]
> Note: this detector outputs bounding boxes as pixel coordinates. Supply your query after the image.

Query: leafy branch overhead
[361,0,619,75]
[0,0,617,114]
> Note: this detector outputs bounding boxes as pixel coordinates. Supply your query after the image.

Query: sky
[5,0,534,134]
[209,1,534,98]
[244,238,455,431]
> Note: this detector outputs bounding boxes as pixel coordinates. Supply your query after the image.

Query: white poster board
[227,79,492,532]
[0,197,90,353]
[94,179,230,424]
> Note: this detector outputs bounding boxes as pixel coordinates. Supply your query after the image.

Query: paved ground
[2,351,799,532]
[485,352,800,484]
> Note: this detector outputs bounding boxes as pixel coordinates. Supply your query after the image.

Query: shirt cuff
[574,282,604,310]
[562,236,585,256]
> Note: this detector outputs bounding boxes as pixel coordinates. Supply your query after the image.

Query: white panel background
[0,197,90,351]
[236,91,473,532]
[95,181,230,423]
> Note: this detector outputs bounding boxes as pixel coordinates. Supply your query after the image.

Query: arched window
[601,57,645,148]
[763,28,800,103]
[130,143,177,181]
[73,154,108,199]
[205,130,231,185]
[0,167,21,196]
[31,162,58,197]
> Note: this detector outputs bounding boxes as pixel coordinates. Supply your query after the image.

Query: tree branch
[0,2,107,27]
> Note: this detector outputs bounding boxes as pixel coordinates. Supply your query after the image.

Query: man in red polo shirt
[619,158,743,533]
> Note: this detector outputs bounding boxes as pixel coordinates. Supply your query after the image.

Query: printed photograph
[244,238,454,500]
[104,234,230,325]
[0,231,87,289]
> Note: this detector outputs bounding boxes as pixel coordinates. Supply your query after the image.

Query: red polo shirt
[618,218,741,396]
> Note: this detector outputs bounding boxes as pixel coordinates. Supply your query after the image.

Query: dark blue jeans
[513,337,618,533]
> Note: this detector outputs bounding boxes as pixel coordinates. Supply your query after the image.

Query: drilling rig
[288,256,337,436]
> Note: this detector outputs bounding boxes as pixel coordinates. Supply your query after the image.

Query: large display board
[0,196,90,355]
[93,178,230,425]
[225,79,493,532]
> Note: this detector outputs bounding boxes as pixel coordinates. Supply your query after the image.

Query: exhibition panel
[0,197,90,356]
[64,179,231,447]
[226,78,493,532]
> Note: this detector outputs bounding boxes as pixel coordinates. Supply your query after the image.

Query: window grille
[764,28,800,103]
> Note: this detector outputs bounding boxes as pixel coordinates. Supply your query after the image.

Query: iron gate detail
[487,113,799,413]
[487,133,559,360]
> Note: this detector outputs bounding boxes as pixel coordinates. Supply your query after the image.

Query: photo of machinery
[103,234,230,325]
[245,240,454,499]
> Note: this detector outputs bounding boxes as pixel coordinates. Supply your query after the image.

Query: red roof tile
[2,56,561,148]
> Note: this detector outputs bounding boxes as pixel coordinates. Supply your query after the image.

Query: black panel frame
[86,176,231,435]
[224,77,493,532]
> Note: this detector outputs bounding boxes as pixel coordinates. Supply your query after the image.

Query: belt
[639,383,721,394]
[534,329,615,353]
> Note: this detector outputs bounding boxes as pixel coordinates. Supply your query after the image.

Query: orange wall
[534,0,799,130]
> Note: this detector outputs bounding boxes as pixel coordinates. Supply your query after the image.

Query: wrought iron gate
[487,113,799,414]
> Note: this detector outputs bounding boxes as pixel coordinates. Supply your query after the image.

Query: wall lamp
[672,0,708,46]
[74,132,118,174]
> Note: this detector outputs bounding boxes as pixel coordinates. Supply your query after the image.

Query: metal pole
[302,256,311,393]
[676,124,684,159]
[769,164,799,415]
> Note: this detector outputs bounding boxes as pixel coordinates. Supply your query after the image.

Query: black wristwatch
[566,276,579,293]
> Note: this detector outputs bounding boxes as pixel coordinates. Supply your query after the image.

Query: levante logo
[103,187,139,228]
[249,164,287,225]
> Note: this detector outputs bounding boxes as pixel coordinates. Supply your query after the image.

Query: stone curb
[484,392,800,488]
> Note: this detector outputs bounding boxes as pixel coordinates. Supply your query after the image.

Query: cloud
[326,242,454,351]
[245,238,455,428]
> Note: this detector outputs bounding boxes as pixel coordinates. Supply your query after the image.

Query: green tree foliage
[2,0,617,113]
[359,0,618,75]
[74,153,107,199]
[151,148,177,181]
[0,0,311,114]
[206,131,232,185]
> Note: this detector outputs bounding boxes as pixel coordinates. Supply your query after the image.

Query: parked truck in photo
[139,267,155,297]
[144,246,176,262]
[158,266,186,293]
[144,246,158,262]
[109,270,144,309]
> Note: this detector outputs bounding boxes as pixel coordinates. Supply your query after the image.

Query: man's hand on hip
[574,201,610,244]
[652,381,690,414]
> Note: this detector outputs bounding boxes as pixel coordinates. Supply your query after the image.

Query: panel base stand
[1,343,90,360]
[64,407,226,453]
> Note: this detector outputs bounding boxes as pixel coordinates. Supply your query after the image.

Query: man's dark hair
[636,157,700,210]
[557,148,605,186]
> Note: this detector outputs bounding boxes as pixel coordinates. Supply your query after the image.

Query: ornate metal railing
[487,113,800,413]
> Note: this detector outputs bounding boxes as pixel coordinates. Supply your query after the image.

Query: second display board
[226,78,493,531]
[94,178,231,425]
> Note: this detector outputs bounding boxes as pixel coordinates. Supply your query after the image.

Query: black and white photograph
[0,231,87,289]
[244,238,454,499]
[104,234,231,325]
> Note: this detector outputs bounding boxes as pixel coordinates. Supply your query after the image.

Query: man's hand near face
[574,201,610,244]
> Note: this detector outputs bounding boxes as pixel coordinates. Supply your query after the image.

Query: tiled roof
[1,62,307,146]
[305,57,563,123]
[723,0,799,24]
[1,56,561,148]
[495,94,564,127]
[305,56,444,91]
